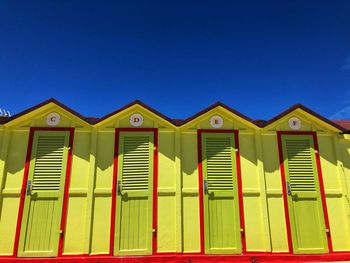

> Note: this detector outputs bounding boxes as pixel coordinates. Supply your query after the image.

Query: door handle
[26,180,32,196]
[117,180,123,195]
[204,180,208,194]
[286,181,292,196]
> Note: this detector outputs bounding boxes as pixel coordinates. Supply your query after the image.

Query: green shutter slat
[32,136,66,192]
[205,137,234,191]
[285,139,316,192]
[122,136,150,191]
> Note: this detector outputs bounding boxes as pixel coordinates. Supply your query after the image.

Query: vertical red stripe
[234,130,246,253]
[58,128,75,256]
[276,131,293,253]
[152,129,158,255]
[313,133,333,252]
[197,130,205,254]
[13,128,34,257]
[109,129,120,255]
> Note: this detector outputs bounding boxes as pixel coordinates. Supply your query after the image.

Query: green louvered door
[114,132,154,255]
[18,131,70,257]
[281,135,328,254]
[201,133,241,254]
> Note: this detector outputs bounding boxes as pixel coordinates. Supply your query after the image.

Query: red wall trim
[13,129,34,257]
[58,128,75,256]
[110,128,158,256]
[312,133,333,252]
[276,131,293,253]
[109,129,120,255]
[152,129,159,255]
[277,131,333,253]
[197,130,205,254]
[13,127,75,257]
[197,129,246,254]
[234,130,246,253]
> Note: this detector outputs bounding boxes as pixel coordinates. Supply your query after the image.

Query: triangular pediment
[3,99,91,128]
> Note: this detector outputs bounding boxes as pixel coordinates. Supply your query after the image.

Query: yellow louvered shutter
[285,138,317,194]
[32,135,67,192]
[121,136,150,191]
[205,137,234,191]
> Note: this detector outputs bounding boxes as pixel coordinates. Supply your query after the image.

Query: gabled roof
[0,99,348,133]
[96,100,175,126]
[179,101,256,127]
[0,116,9,124]
[261,103,347,132]
[1,98,93,125]
[333,120,350,131]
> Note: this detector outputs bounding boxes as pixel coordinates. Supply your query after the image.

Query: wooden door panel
[202,133,241,254]
[18,131,69,257]
[282,135,328,254]
[114,132,154,256]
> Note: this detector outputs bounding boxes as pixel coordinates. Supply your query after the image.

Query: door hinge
[152,228,156,236]
[240,228,244,234]
[59,229,64,234]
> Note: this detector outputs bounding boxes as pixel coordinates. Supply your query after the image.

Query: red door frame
[13,127,75,257]
[197,129,246,254]
[276,131,333,253]
[110,128,158,255]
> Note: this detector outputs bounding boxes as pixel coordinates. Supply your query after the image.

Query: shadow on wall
[2,131,345,193]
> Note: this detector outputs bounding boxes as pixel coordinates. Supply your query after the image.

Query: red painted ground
[1,254,350,263]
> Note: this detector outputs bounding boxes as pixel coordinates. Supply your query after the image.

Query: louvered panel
[122,136,150,191]
[285,139,316,192]
[205,137,234,191]
[32,136,66,192]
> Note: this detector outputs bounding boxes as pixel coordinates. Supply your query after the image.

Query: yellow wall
[0,103,350,256]
[0,129,29,255]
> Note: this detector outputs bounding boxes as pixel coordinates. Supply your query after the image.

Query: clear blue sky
[1,1,350,120]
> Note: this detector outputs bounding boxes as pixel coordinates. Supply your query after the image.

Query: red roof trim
[0,98,92,124]
[97,100,175,125]
[178,101,255,127]
[261,104,347,132]
[0,99,348,132]
[332,120,350,131]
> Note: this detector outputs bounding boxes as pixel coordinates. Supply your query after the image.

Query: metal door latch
[26,180,32,196]
[204,180,208,194]
[117,180,123,194]
[286,182,292,196]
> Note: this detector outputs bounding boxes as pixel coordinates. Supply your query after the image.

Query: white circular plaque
[130,114,143,127]
[210,115,224,128]
[288,117,301,130]
[46,112,61,126]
